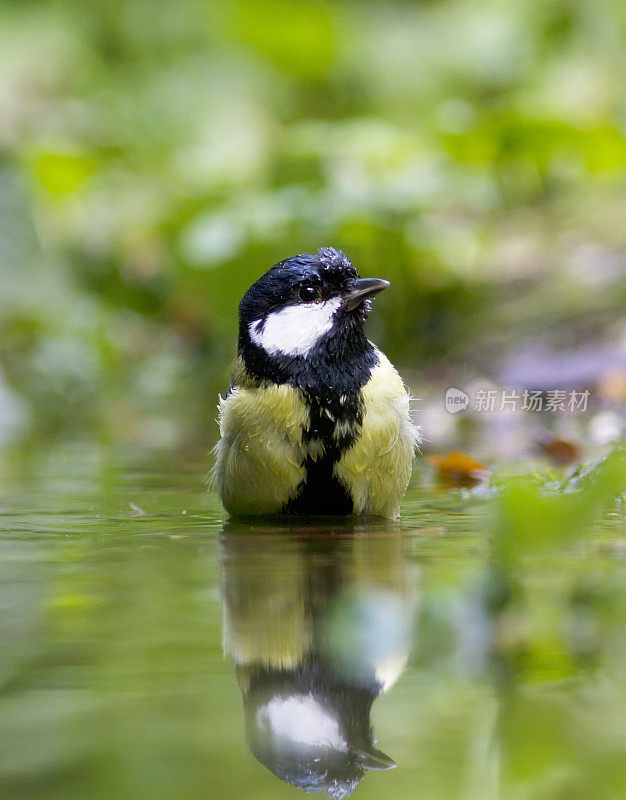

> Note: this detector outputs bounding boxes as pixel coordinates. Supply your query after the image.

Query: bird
[213,246,420,518]
[219,525,416,798]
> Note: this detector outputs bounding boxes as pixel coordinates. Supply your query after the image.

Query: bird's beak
[343,278,390,311]
[356,745,397,771]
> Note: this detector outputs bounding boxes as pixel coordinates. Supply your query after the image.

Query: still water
[0,444,623,800]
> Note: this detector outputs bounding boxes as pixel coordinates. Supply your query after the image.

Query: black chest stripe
[281,390,363,515]
[282,455,353,515]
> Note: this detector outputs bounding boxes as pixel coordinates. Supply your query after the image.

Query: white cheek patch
[249,297,341,357]
[256,694,347,751]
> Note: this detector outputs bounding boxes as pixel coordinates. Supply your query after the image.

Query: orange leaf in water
[537,436,580,465]
[428,451,488,483]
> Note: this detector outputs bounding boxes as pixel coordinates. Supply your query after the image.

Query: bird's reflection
[219,520,417,799]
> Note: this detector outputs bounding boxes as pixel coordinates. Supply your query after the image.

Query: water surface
[0,444,623,800]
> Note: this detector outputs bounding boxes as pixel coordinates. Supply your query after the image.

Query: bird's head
[238,247,388,386]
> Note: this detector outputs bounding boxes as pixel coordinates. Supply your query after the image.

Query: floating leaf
[429,451,489,485]
[537,434,581,466]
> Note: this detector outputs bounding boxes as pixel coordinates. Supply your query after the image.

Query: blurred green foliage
[0,0,625,450]
[493,447,626,567]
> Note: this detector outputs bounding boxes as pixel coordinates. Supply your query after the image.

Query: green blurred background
[1,6,625,800]
[0,0,625,458]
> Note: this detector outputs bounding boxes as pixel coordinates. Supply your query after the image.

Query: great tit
[219,526,416,797]
[213,247,420,518]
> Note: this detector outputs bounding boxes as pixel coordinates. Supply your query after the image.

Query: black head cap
[238,247,358,328]
[236,247,388,390]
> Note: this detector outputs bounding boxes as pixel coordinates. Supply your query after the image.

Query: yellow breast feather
[334,348,420,518]
[213,379,308,516]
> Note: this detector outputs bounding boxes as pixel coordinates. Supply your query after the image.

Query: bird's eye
[298,284,319,302]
